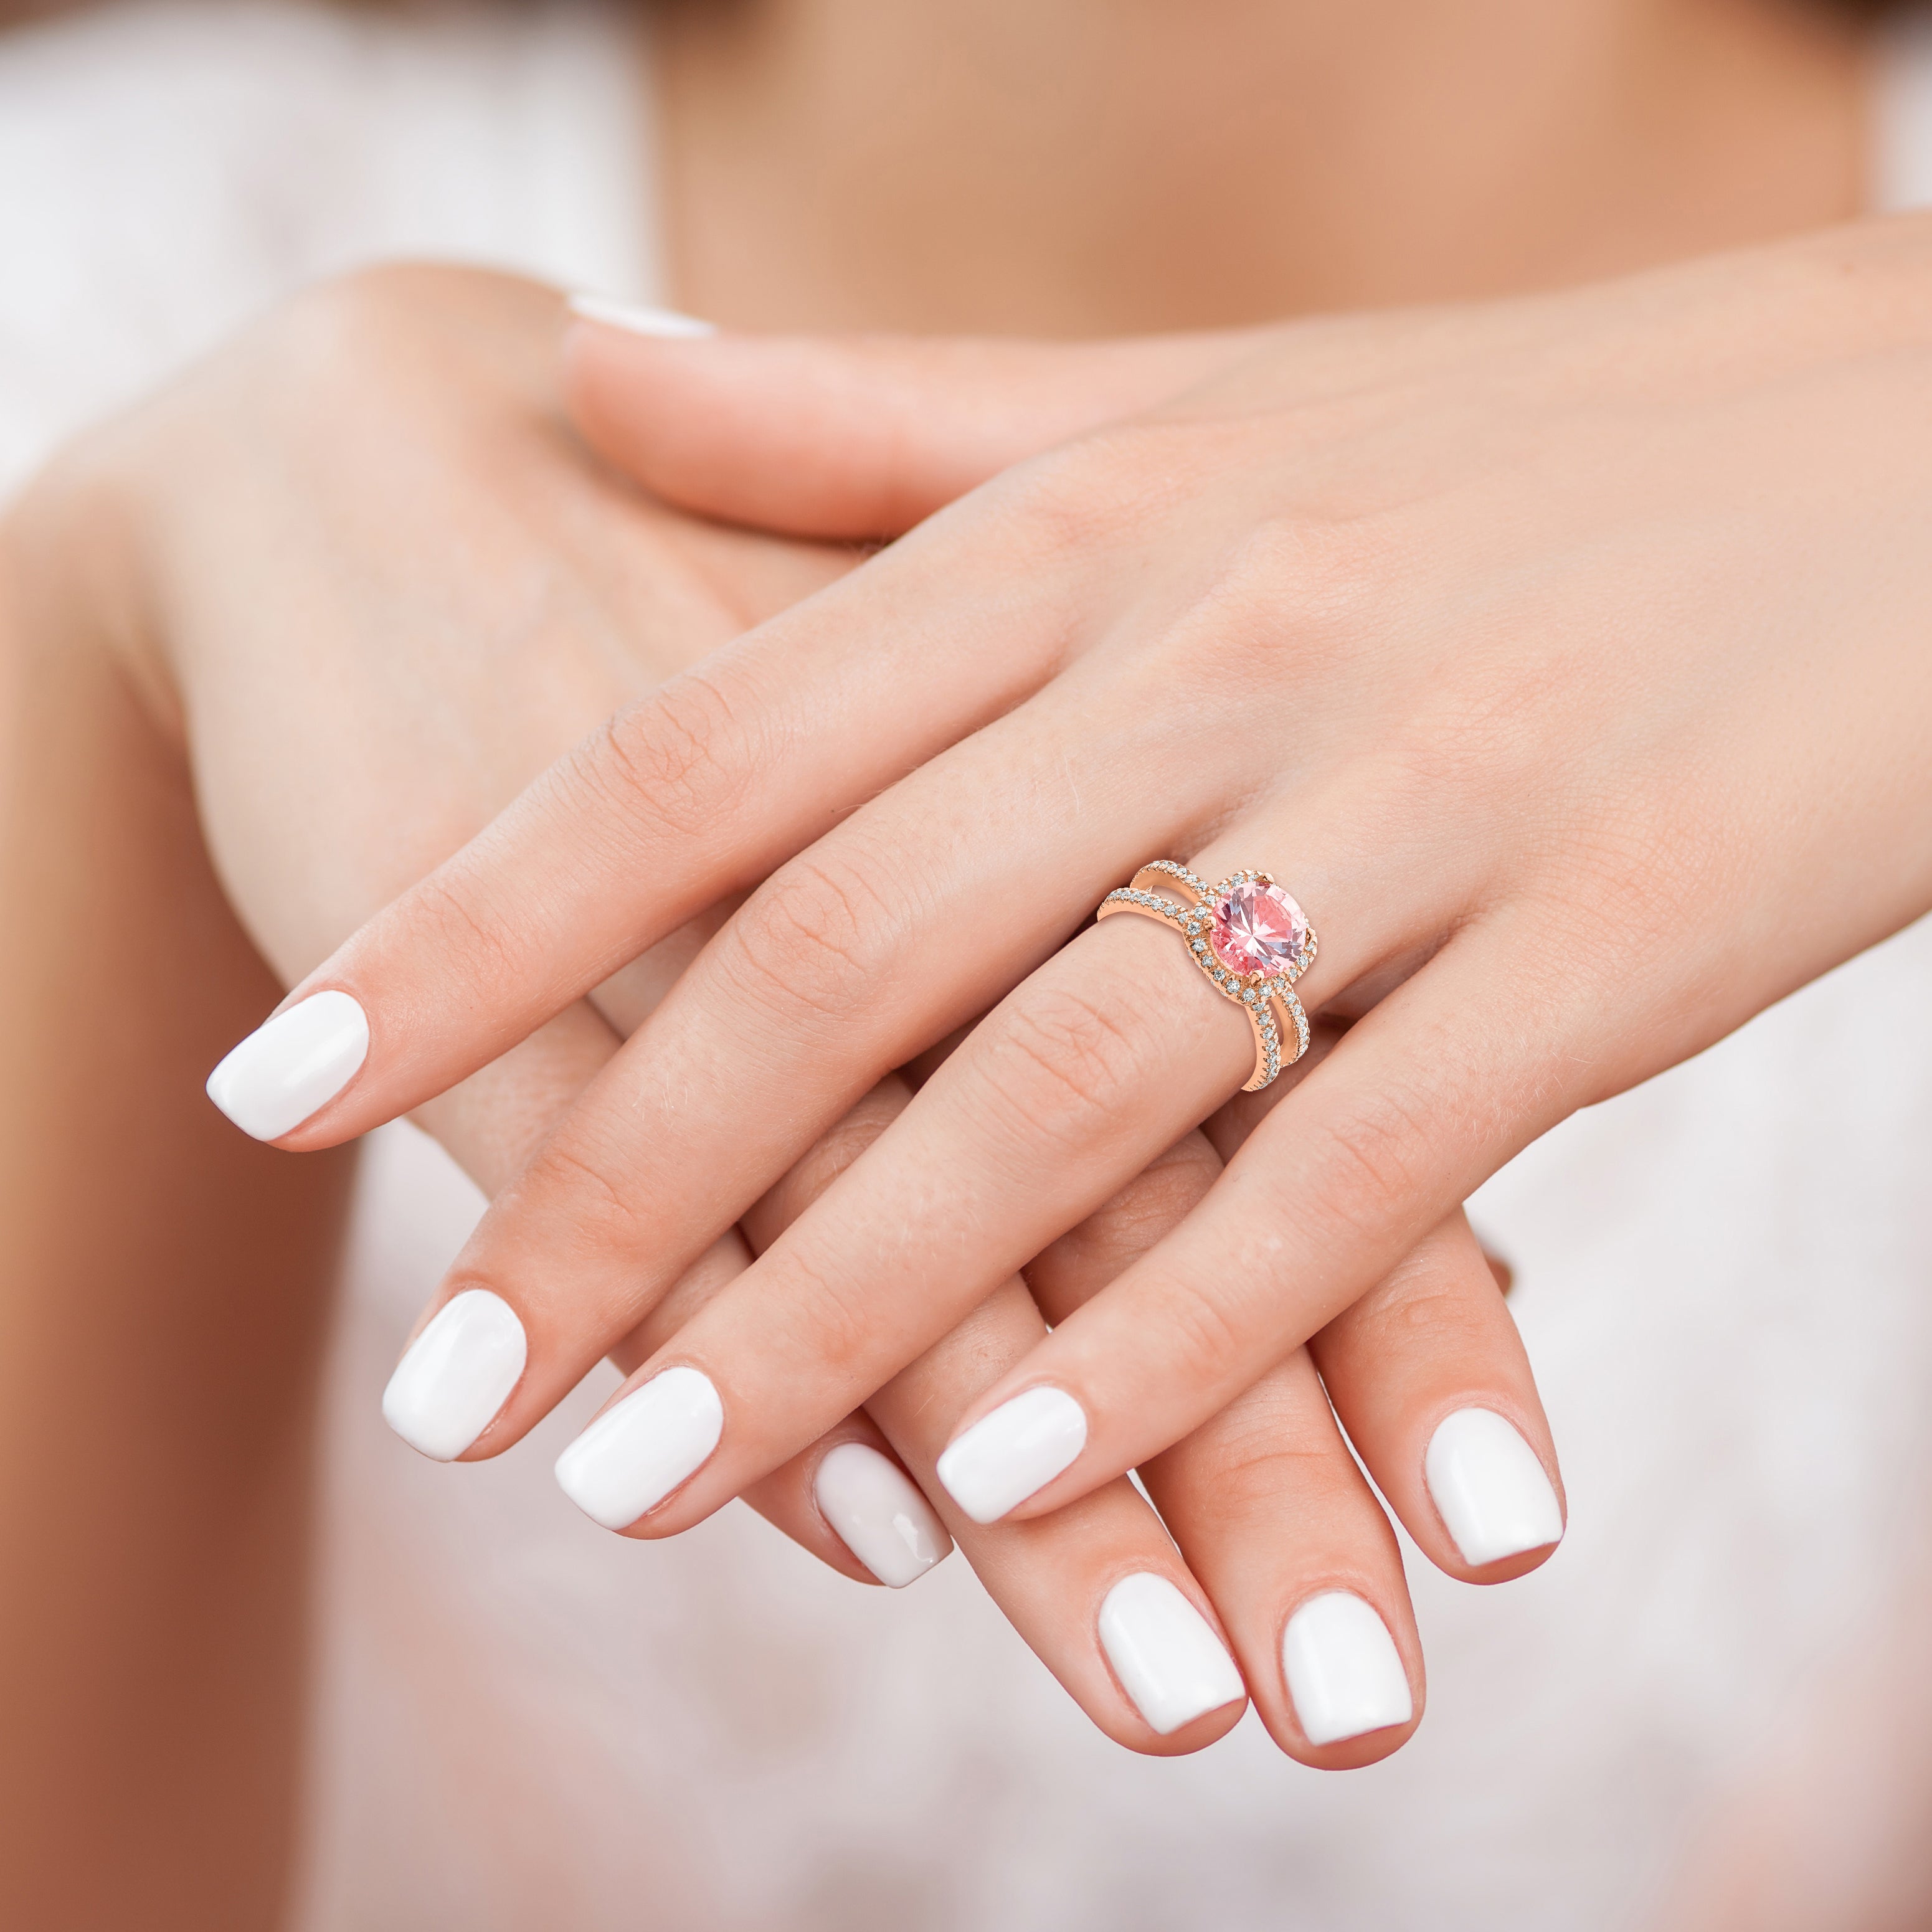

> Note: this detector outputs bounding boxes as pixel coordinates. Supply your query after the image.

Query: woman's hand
[21,261,1559,1760]
[234,218,1932,1559]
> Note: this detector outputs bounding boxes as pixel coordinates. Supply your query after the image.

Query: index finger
[202,528,1071,1149]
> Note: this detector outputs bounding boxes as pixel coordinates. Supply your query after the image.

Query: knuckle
[579,671,753,842]
[980,424,1181,561]
[405,866,538,993]
[278,261,422,340]
[1195,1421,1346,1521]
[1142,1269,1254,1390]
[1564,809,1727,943]
[725,848,899,1027]
[978,980,1153,1153]
[1228,513,1385,619]
[528,1131,653,1269]
[1349,1268,1488,1358]
[1368,660,1573,823]
[1305,1084,1440,1244]
[252,265,556,479]
[1084,523,1390,780]
[770,1243,876,1379]
[1168,516,1390,696]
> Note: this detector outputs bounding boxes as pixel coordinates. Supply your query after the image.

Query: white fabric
[4,6,1932,1928]
[0,0,652,496]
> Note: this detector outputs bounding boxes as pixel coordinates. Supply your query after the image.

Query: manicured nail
[813,1442,952,1588]
[1425,1408,1565,1566]
[381,1289,528,1461]
[934,1386,1087,1524]
[554,1366,724,1530]
[206,989,369,1141]
[1097,1573,1245,1736]
[567,293,716,339]
[1281,1591,1414,1745]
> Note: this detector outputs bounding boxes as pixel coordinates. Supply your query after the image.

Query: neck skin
[652,0,1865,334]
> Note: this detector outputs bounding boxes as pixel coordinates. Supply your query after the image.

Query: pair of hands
[262,217,1932,1591]
[62,209,1932,1760]
[21,265,1530,1766]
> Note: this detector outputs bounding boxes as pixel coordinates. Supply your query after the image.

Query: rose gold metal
[1096,863,1315,1092]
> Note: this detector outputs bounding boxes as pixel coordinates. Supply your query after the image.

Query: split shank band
[1096,861,1317,1093]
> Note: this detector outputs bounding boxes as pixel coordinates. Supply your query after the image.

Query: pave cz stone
[1208,879,1309,981]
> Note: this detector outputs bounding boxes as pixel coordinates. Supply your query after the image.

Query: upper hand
[19,262,1552,1761]
[235,229,1810,1578]
[233,219,1932,1548]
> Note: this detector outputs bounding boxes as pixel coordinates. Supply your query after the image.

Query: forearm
[0,491,355,1931]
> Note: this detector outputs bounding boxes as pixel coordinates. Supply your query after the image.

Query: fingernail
[567,293,716,339]
[813,1442,952,1588]
[554,1366,724,1530]
[1424,1407,1565,1566]
[1097,1573,1246,1736]
[206,989,369,1140]
[1281,1591,1414,1745]
[934,1386,1087,1524]
[381,1288,528,1461]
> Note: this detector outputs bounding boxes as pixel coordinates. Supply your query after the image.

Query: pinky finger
[1307,1212,1565,1586]
[601,1226,954,1591]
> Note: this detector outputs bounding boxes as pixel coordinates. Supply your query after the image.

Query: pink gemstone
[1209,879,1307,978]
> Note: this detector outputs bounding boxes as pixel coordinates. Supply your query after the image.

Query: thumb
[561,303,1263,539]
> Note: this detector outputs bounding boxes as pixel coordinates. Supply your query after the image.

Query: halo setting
[1096,863,1318,1091]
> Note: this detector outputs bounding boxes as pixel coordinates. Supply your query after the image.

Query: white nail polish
[1281,1591,1414,1745]
[554,1366,724,1530]
[934,1386,1087,1525]
[206,989,369,1140]
[381,1289,527,1461]
[813,1442,952,1587]
[1097,1573,1245,1736]
[1425,1408,1565,1566]
[567,293,717,339]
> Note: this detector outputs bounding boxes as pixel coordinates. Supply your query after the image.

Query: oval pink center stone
[1208,880,1307,978]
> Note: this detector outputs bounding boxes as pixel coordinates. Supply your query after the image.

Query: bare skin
[655,0,1864,333]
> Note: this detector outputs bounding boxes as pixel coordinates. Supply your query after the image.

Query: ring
[1096,861,1317,1091]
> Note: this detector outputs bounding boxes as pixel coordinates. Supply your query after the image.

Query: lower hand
[23,263,1557,1759]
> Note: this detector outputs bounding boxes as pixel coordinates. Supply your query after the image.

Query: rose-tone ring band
[1096,861,1317,1092]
